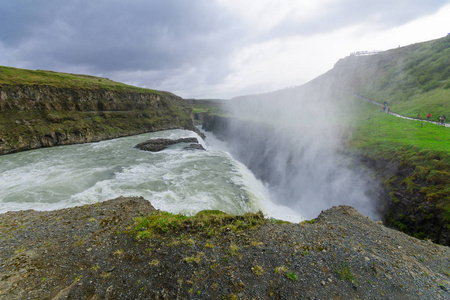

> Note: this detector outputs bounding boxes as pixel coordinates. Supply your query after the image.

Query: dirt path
[355,93,449,128]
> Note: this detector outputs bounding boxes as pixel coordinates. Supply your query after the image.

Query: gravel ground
[1,197,449,299]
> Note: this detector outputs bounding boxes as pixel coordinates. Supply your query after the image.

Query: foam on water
[0,129,304,222]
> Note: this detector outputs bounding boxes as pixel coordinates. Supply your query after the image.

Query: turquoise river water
[0,129,303,222]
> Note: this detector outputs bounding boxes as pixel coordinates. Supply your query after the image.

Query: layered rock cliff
[0,83,197,155]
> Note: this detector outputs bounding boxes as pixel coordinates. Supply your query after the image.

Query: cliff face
[0,84,197,155]
[0,84,168,111]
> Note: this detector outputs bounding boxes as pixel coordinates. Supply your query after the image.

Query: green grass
[192,105,226,116]
[391,88,450,119]
[349,101,449,152]
[0,65,166,95]
[251,265,264,276]
[286,272,298,281]
[134,210,266,239]
[336,264,355,282]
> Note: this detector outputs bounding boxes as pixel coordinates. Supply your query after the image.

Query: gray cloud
[1,0,241,72]
[1,0,449,98]
[266,0,447,38]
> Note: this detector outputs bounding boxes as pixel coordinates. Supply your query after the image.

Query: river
[0,129,303,222]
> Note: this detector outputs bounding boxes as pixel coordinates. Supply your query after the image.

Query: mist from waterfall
[220,82,381,220]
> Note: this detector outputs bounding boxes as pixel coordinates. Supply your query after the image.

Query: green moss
[393,220,408,232]
[267,218,290,224]
[402,177,418,194]
[390,194,400,204]
[286,272,298,281]
[336,264,355,282]
[300,219,316,225]
[134,210,266,239]
[251,265,264,276]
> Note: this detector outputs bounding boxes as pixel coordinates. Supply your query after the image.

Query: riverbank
[1,197,449,299]
[0,67,198,155]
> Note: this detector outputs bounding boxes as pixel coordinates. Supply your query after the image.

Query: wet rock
[135,137,199,152]
[183,143,206,151]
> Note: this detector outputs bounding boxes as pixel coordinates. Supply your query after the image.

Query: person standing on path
[417,114,421,119]
[427,113,431,121]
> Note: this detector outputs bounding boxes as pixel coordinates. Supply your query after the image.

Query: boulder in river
[183,143,206,151]
[135,137,201,152]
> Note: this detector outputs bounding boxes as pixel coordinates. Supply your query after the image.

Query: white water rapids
[0,129,303,222]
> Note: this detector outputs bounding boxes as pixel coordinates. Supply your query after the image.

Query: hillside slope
[314,35,450,118]
[0,66,196,155]
[231,36,449,119]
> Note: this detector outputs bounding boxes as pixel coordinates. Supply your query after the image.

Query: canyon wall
[203,115,449,246]
[0,84,197,155]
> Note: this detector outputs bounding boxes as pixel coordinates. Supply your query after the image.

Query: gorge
[1,36,449,298]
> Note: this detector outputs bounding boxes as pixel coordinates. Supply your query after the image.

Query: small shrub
[229,244,239,256]
[300,219,316,225]
[91,265,99,272]
[274,266,287,274]
[267,218,290,224]
[113,249,124,255]
[250,241,263,247]
[183,252,204,264]
[14,246,26,254]
[286,272,298,281]
[337,264,355,282]
[149,259,159,266]
[183,238,195,245]
[252,265,264,276]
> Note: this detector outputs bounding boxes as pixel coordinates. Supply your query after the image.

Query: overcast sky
[1,0,449,99]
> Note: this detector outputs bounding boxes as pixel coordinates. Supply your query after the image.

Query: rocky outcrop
[0,197,449,299]
[135,137,204,152]
[0,84,199,155]
[0,84,169,111]
[360,155,450,246]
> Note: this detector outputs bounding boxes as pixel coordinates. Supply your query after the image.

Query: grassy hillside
[0,66,168,95]
[324,36,450,119]
[348,101,449,152]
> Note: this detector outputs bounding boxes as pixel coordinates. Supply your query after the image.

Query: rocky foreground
[0,197,449,299]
